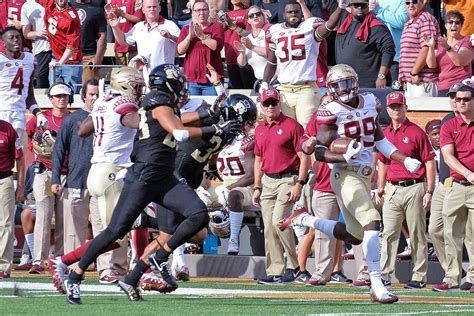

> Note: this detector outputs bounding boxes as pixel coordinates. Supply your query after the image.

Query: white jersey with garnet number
[217,134,253,181]
[0,52,35,112]
[90,95,138,165]
[266,17,323,84]
[316,93,381,167]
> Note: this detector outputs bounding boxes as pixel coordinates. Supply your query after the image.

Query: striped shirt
[399,9,439,83]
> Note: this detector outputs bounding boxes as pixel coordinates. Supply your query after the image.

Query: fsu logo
[403,137,410,143]
[277,129,283,135]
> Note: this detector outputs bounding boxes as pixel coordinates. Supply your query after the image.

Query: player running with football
[281,64,422,303]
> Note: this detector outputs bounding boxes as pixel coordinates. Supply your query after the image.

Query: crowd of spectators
[0,0,473,295]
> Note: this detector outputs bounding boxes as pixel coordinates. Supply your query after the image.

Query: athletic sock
[155,247,172,261]
[124,259,149,286]
[172,245,186,268]
[302,216,336,238]
[61,240,120,266]
[229,211,244,241]
[25,233,34,257]
[132,228,149,260]
[363,230,386,293]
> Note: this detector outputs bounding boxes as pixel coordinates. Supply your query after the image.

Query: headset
[46,81,74,105]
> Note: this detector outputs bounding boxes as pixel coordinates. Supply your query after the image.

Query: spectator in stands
[377,92,435,289]
[105,0,143,66]
[177,0,225,95]
[434,84,474,292]
[371,0,408,85]
[169,0,192,29]
[335,0,395,88]
[40,0,83,93]
[235,5,269,83]
[425,11,473,96]
[0,120,25,279]
[26,82,71,273]
[442,0,474,38]
[21,0,52,88]
[252,88,309,285]
[51,79,127,283]
[109,0,180,72]
[252,0,278,24]
[278,0,324,22]
[71,0,107,83]
[399,0,439,97]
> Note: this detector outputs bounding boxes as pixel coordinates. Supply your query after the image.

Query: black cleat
[118,280,143,301]
[147,254,178,291]
[63,278,82,305]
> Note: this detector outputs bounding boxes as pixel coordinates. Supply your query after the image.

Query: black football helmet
[221,94,257,126]
[148,64,188,102]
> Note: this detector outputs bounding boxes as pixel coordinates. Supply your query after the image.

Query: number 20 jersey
[316,93,381,167]
[0,52,34,112]
[265,17,324,84]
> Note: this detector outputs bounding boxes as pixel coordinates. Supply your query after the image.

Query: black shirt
[71,2,107,56]
[252,0,279,24]
[173,0,192,20]
[277,0,324,23]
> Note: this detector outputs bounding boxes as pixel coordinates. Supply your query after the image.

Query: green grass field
[1,274,474,315]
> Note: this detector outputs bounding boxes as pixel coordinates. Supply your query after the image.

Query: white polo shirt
[125,17,180,70]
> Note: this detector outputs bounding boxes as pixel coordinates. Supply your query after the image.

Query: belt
[265,170,298,179]
[389,178,425,187]
[339,165,374,177]
[0,171,12,179]
[279,81,315,92]
[453,179,473,186]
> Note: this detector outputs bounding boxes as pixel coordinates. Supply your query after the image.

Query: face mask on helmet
[149,64,188,102]
[32,127,57,159]
[208,209,230,238]
[110,68,145,97]
[328,78,358,103]
[222,95,258,126]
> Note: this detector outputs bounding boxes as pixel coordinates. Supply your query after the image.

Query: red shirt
[0,120,23,172]
[111,0,143,53]
[0,0,32,52]
[254,113,303,174]
[436,36,473,90]
[379,118,435,181]
[223,9,248,65]
[440,115,474,181]
[177,22,224,84]
[40,0,82,64]
[26,109,68,172]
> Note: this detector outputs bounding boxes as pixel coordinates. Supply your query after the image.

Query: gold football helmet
[326,64,359,103]
[110,67,145,96]
[32,127,57,160]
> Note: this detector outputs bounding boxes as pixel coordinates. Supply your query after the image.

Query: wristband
[324,22,337,32]
[410,73,419,77]
[30,104,41,116]
[213,80,221,87]
[296,179,306,186]
[445,46,452,52]
[254,187,262,192]
[426,190,434,195]
[238,28,244,36]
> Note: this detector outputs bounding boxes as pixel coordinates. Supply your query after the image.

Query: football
[329,137,357,154]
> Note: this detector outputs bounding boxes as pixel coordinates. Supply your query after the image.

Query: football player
[285,64,422,303]
[62,64,241,305]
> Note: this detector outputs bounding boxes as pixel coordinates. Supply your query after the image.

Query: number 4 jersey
[316,93,381,167]
[265,17,324,84]
[0,52,34,113]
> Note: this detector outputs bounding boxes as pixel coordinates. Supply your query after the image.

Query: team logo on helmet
[32,127,57,160]
[208,209,230,238]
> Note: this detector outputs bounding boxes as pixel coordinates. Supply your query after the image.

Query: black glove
[213,119,242,136]
[204,168,223,181]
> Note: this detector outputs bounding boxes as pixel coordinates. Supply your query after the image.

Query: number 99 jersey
[316,92,381,167]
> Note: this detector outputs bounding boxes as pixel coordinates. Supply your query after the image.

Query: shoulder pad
[141,91,175,111]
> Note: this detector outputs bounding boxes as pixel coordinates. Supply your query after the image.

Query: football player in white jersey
[284,64,422,304]
[213,131,255,255]
[260,0,346,127]
[0,26,48,140]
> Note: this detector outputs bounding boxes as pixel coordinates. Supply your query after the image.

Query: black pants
[34,51,52,88]
[77,163,209,271]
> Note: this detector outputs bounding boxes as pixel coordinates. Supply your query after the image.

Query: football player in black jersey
[62,64,243,305]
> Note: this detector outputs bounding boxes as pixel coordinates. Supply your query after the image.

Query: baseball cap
[447,82,464,96]
[49,83,73,96]
[425,119,441,134]
[386,91,406,107]
[261,88,280,104]
[350,0,369,3]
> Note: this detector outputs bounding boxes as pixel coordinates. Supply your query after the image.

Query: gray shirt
[20,0,51,55]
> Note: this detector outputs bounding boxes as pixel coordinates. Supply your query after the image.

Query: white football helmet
[110,67,145,96]
[32,127,57,159]
[326,64,359,103]
[208,209,230,238]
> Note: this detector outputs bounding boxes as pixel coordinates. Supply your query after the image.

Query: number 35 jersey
[0,52,35,112]
[316,93,381,167]
[265,17,324,84]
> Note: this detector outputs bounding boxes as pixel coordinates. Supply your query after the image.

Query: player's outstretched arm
[314,5,344,41]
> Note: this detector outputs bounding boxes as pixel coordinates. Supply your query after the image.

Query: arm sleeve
[51,119,70,184]
[418,15,440,48]
[26,116,37,153]
[211,23,225,52]
[65,13,82,50]
[439,121,454,149]
[293,122,305,153]
[418,132,436,162]
[176,24,189,46]
[125,24,138,46]
[169,20,181,38]
[373,26,396,68]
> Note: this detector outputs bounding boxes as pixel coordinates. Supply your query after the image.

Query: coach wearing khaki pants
[376,92,435,289]
[252,88,309,285]
[0,120,25,278]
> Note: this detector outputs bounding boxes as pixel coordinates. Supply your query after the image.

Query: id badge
[72,188,81,198]
[444,177,453,188]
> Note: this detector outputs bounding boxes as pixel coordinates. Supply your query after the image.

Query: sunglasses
[446,20,461,25]
[405,0,418,5]
[262,100,279,107]
[351,3,368,8]
[248,11,263,19]
[455,97,472,103]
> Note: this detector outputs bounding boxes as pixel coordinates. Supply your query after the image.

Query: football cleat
[173,266,190,282]
[370,288,399,304]
[227,238,239,256]
[184,243,199,254]
[45,257,67,294]
[118,280,143,302]
[147,254,178,291]
[15,254,32,271]
[278,207,309,231]
[140,272,178,293]
[63,279,82,305]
